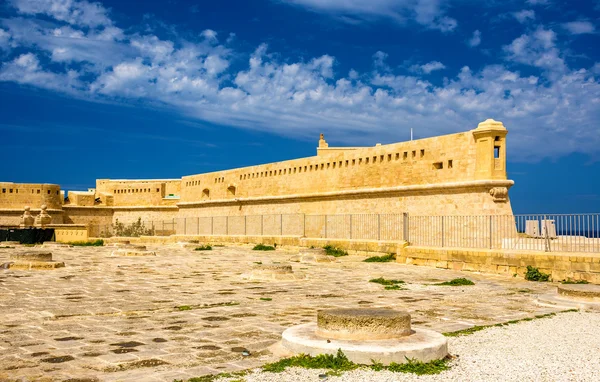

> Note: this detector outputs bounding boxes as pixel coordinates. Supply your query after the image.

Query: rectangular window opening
[494,146,500,158]
[433,162,443,170]
[420,149,425,157]
[448,160,453,168]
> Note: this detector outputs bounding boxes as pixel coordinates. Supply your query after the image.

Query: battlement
[0,182,62,210]
[0,119,514,229]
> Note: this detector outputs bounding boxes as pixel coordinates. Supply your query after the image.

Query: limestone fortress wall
[0,119,514,231]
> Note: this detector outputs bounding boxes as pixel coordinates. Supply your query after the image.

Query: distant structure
[0,119,513,235]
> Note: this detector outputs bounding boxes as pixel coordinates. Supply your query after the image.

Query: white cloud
[278,0,457,32]
[562,21,596,35]
[1,18,131,69]
[0,0,599,162]
[0,29,10,51]
[468,30,481,47]
[9,0,112,28]
[504,27,566,74]
[0,53,81,91]
[513,10,535,23]
[410,61,446,74]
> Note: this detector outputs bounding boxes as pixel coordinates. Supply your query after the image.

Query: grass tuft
[561,279,589,284]
[444,309,578,337]
[262,349,357,373]
[364,253,396,262]
[194,245,212,251]
[260,297,272,301]
[387,358,449,375]
[524,266,550,282]
[253,244,275,251]
[177,305,192,311]
[323,245,348,257]
[261,349,448,375]
[68,239,104,247]
[369,277,405,286]
[435,278,475,286]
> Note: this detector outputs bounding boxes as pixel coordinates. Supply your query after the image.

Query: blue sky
[0,0,598,213]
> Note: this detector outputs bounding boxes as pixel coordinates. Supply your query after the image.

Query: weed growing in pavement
[253,244,275,251]
[561,279,589,284]
[323,245,348,257]
[68,239,104,246]
[369,277,405,286]
[443,309,578,337]
[435,278,475,286]
[261,349,449,375]
[194,245,212,251]
[364,253,396,262]
[524,266,551,282]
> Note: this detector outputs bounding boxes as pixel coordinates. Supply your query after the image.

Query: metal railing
[92,213,600,253]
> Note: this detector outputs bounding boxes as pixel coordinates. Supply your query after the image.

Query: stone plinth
[1,241,21,246]
[252,264,293,274]
[278,308,448,365]
[111,248,156,257]
[290,248,336,264]
[42,242,73,248]
[242,263,303,281]
[536,284,600,311]
[8,251,65,270]
[316,309,412,340]
[10,251,53,262]
[558,284,600,301]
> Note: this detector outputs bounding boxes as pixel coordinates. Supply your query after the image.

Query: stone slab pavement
[0,244,562,381]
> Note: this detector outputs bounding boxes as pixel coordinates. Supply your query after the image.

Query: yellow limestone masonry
[0,119,513,228]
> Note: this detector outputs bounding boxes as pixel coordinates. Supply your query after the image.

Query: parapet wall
[94,179,181,207]
[0,182,62,210]
[180,130,489,203]
[0,119,514,230]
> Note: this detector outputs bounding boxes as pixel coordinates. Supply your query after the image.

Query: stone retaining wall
[398,246,600,284]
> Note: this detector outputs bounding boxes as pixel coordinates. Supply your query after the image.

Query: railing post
[280,214,283,236]
[244,215,247,236]
[349,214,352,240]
[441,216,445,247]
[162,220,165,236]
[211,216,214,236]
[489,215,493,249]
[184,217,187,235]
[226,216,229,236]
[303,214,306,237]
[261,215,263,236]
[324,216,328,238]
[197,217,199,235]
[544,214,550,252]
[403,213,409,243]
[377,214,381,241]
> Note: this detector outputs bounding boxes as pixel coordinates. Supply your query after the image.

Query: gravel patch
[215,311,600,382]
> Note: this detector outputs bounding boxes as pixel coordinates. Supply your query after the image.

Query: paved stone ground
[0,244,564,382]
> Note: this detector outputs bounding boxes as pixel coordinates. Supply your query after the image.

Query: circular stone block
[316,309,412,340]
[281,323,447,365]
[252,264,293,274]
[290,249,337,264]
[241,263,304,281]
[558,284,600,300]
[10,251,53,262]
[111,249,156,257]
[42,242,72,248]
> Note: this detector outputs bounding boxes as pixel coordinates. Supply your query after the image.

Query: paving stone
[0,244,563,381]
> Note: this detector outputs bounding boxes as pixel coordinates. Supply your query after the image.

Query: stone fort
[0,119,512,236]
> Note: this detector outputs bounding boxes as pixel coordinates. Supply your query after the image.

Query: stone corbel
[489,187,508,203]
